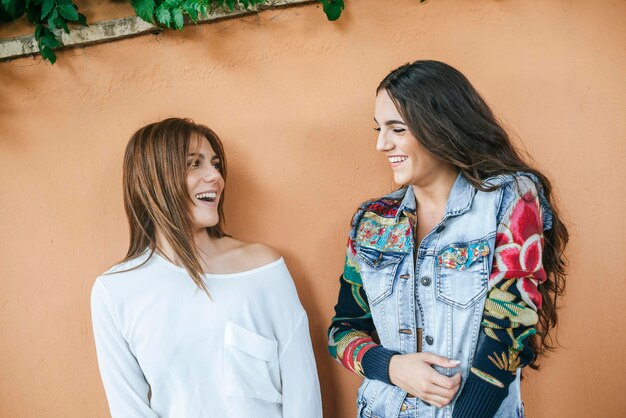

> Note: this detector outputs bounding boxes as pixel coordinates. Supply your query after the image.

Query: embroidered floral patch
[438,243,490,270]
[356,216,411,252]
[490,183,546,310]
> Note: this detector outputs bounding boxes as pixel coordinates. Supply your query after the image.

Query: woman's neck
[411,167,459,214]
[155,228,218,268]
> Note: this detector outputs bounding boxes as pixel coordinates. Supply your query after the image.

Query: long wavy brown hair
[120,117,228,296]
[378,60,568,369]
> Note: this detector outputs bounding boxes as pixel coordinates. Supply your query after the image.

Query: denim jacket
[328,173,552,418]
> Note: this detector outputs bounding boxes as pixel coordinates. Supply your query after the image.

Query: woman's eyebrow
[384,120,406,125]
[373,118,406,125]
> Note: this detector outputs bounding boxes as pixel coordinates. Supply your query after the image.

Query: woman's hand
[388,352,462,408]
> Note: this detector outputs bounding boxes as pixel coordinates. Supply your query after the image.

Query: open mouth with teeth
[195,192,218,203]
[389,156,409,164]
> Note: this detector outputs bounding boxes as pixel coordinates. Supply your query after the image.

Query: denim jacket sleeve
[453,175,552,418]
[327,207,399,384]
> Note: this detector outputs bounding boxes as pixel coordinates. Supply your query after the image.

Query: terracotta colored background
[1,0,625,416]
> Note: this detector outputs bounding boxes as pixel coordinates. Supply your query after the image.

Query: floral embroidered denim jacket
[328,172,553,418]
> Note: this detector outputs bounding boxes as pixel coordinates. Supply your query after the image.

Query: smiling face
[186,134,224,231]
[374,89,454,187]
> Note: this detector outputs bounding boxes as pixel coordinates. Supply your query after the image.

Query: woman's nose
[202,166,219,182]
[376,133,391,152]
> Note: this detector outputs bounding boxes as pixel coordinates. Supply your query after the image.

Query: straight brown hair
[120,117,228,296]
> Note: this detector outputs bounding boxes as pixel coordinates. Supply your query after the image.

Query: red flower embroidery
[490,189,546,310]
[347,238,357,257]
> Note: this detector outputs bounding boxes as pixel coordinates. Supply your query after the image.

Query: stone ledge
[0,0,316,61]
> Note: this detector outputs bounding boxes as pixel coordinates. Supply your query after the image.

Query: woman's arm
[91,280,157,418]
[453,177,550,418]
[278,311,322,418]
[327,237,398,383]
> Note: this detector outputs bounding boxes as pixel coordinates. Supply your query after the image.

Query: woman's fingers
[389,352,463,406]
[424,382,460,399]
[409,368,461,402]
[421,393,455,408]
[431,371,461,390]
[421,374,460,397]
[420,352,461,368]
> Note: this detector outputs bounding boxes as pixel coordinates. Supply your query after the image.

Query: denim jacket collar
[396,172,477,221]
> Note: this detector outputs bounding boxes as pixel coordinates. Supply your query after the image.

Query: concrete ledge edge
[0,0,316,62]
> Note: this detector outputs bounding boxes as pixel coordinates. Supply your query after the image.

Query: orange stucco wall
[1,1,625,417]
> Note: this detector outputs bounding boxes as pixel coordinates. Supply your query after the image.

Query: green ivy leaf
[132,0,156,23]
[172,7,183,29]
[40,46,57,64]
[77,11,87,26]
[35,23,61,64]
[26,2,41,23]
[2,0,26,18]
[197,3,207,17]
[40,0,55,19]
[320,0,343,21]
[58,3,79,21]
[47,8,59,30]
[40,33,61,48]
[58,18,70,33]
[182,0,198,21]
[155,5,171,26]
[225,0,235,11]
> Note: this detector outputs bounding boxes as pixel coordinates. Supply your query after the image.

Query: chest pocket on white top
[435,240,490,309]
[357,246,407,306]
[224,321,282,403]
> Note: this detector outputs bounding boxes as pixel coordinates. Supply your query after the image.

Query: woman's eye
[373,127,381,132]
[393,128,406,133]
[212,162,221,170]
[188,160,200,168]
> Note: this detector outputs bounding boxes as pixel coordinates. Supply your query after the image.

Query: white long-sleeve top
[91,252,322,418]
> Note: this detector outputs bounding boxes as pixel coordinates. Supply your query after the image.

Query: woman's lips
[388,155,408,168]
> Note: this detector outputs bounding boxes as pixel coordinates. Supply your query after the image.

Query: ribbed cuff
[452,372,508,418]
[361,345,399,385]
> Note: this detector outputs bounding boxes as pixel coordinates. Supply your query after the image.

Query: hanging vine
[0,0,345,64]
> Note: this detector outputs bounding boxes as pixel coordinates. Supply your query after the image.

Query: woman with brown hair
[91,118,321,417]
[328,61,568,417]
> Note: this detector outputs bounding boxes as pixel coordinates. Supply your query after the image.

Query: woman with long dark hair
[91,118,321,417]
[328,61,568,417]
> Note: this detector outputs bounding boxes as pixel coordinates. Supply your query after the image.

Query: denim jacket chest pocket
[435,239,490,309]
[357,246,407,306]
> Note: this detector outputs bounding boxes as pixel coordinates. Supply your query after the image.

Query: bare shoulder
[239,242,282,266]
[215,238,281,272]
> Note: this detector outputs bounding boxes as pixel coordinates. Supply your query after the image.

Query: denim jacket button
[435,224,446,233]
[425,335,434,345]
[420,276,431,286]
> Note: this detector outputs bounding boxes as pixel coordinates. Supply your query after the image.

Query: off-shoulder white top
[91,252,321,418]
